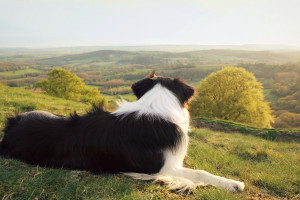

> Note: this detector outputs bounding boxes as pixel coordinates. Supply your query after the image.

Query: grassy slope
[192,118,300,142]
[0,85,299,200]
[0,84,89,133]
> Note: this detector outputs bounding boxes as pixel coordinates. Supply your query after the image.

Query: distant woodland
[0,49,300,128]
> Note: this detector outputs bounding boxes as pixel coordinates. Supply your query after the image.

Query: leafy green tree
[36,68,106,105]
[190,67,274,128]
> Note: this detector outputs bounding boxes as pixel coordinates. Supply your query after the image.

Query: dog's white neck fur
[114,83,189,169]
[113,83,190,134]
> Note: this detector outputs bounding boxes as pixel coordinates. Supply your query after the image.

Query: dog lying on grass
[0,72,244,192]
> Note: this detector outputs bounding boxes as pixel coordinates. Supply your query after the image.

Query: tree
[272,111,300,128]
[190,67,274,128]
[36,68,106,105]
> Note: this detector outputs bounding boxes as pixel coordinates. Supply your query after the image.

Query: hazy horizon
[1,0,300,48]
[1,44,300,51]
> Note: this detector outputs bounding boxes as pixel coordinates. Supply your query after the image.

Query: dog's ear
[146,70,156,79]
[131,78,155,99]
[173,78,195,104]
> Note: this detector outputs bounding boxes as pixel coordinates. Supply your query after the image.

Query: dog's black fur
[0,74,194,174]
[132,75,194,104]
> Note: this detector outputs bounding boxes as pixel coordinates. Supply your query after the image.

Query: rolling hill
[35,49,300,65]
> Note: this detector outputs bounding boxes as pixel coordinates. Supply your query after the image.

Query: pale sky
[0,0,299,48]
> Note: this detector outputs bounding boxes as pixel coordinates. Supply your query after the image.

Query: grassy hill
[0,84,89,133]
[192,118,300,142]
[0,85,300,200]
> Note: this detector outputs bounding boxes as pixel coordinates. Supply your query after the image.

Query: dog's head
[131,71,195,106]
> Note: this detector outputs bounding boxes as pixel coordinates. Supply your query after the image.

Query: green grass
[263,89,279,104]
[0,85,299,199]
[187,129,300,199]
[0,68,41,77]
[192,117,300,142]
[102,93,137,103]
[119,94,137,102]
[0,84,89,133]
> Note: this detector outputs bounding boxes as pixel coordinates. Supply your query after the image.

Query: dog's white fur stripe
[113,84,189,133]
[116,83,244,192]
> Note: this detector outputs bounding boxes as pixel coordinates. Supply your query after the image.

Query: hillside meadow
[0,84,299,200]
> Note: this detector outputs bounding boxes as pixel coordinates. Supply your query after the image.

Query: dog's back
[0,108,183,174]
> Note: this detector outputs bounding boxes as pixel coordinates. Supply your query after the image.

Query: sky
[0,0,300,48]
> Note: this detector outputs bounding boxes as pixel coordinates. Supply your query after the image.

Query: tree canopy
[190,67,274,128]
[36,68,106,105]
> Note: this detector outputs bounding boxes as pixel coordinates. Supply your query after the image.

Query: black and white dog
[0,72,244,192]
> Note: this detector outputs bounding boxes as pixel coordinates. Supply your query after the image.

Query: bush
[35,68,106,105]
[190,67,274,128]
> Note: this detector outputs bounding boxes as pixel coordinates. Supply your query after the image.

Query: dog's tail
[3,116,20,133]
[0,141,7,157]
[123,172,202,192]
[0,141,4,155]
[0,116,20,157]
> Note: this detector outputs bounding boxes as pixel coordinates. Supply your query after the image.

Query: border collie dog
[0,72,244,192]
